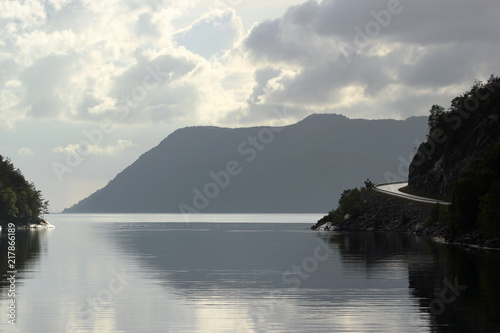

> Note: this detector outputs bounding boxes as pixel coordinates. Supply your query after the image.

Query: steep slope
[64,114,427,213]
[314,76,500,245]
[409,76,500,196]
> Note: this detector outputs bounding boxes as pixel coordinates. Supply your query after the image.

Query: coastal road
[374,182,451,205]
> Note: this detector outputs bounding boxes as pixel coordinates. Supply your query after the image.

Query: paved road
[374,182,451,205]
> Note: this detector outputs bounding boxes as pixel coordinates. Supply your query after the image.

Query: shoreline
[312,188,500,251]
[0,219,56,230]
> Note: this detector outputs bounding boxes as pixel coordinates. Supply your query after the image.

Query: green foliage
[322,209,345,226]
[428,104,445,131]
[423,75,500,151]
[416,75,500,237]
[339,187,362,217]
[0,155,48,226]
[364,178,374,189]
[318,184,367,226]
[424,203,449,228]
[449,139,500,236]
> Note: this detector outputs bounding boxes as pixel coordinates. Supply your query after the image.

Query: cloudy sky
[1,0,499,212]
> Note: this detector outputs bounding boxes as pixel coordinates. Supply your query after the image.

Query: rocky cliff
[314,76,500,247]
[408,77,500,196]
[311,188,436,234]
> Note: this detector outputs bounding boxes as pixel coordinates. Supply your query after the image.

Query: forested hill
[64,113,427,214]
[0,156,48,226]
[314,75,500,244]
[409,75,500,197]
[408,75,500,236]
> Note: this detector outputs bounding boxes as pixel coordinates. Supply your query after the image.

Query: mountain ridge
[64,113,427,213]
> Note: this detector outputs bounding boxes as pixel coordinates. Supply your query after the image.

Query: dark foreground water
[1,214,499,333]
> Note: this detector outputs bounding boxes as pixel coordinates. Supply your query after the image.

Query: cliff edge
[314,76,500,248]
[409,76,500,196]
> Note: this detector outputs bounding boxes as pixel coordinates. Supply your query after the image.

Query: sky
[1,0,499,212]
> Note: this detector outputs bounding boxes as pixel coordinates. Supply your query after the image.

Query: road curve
[374,182,451,205]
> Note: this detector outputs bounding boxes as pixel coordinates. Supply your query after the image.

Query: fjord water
[1,214,500,333]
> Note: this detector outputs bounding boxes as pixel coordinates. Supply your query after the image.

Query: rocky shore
[1,219,55,230]
[311,189,500,250]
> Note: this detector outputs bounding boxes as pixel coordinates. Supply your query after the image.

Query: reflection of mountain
[112,223,330,292]
[0,230,47,292]
[324,232,500,333]
[108,223,500,332]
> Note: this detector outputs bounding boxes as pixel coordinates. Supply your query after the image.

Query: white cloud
[53,139,136,156]
[1,0,500,210]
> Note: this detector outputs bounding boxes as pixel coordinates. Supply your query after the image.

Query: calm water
[1,214,500,333]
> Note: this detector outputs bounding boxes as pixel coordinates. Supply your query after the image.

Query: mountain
[63,113,427,214]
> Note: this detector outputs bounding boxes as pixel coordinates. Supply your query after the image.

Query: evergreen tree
[0,155,48,226]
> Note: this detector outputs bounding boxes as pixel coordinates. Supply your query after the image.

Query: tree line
[0,155,48,226]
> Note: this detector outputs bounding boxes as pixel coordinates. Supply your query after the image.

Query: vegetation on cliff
[312,180,436,234]
[409,75,500,196]
[414,75,500,238]
[450,139,500,236]
[316,75,500,245]
[0,155,48,226]
[315,179,374,227]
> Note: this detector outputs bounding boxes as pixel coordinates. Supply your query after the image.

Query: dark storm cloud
[241,0,500,118]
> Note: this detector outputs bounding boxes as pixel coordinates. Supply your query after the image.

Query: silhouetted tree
[0,155,48,226]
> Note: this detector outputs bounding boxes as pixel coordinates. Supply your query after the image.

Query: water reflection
[2,217,499,333]
[107,223,420,332]
[323,232,500,333]
[110,225,500,332]
[0,228,48,291]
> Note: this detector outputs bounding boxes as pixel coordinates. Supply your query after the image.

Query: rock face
[312,189,436,234]
[408,81,500,197]
[312,188,500,249]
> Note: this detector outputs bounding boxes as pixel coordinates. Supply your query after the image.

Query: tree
[428,104,445,130]
[0,188,19,218]
[0,155,48,226]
